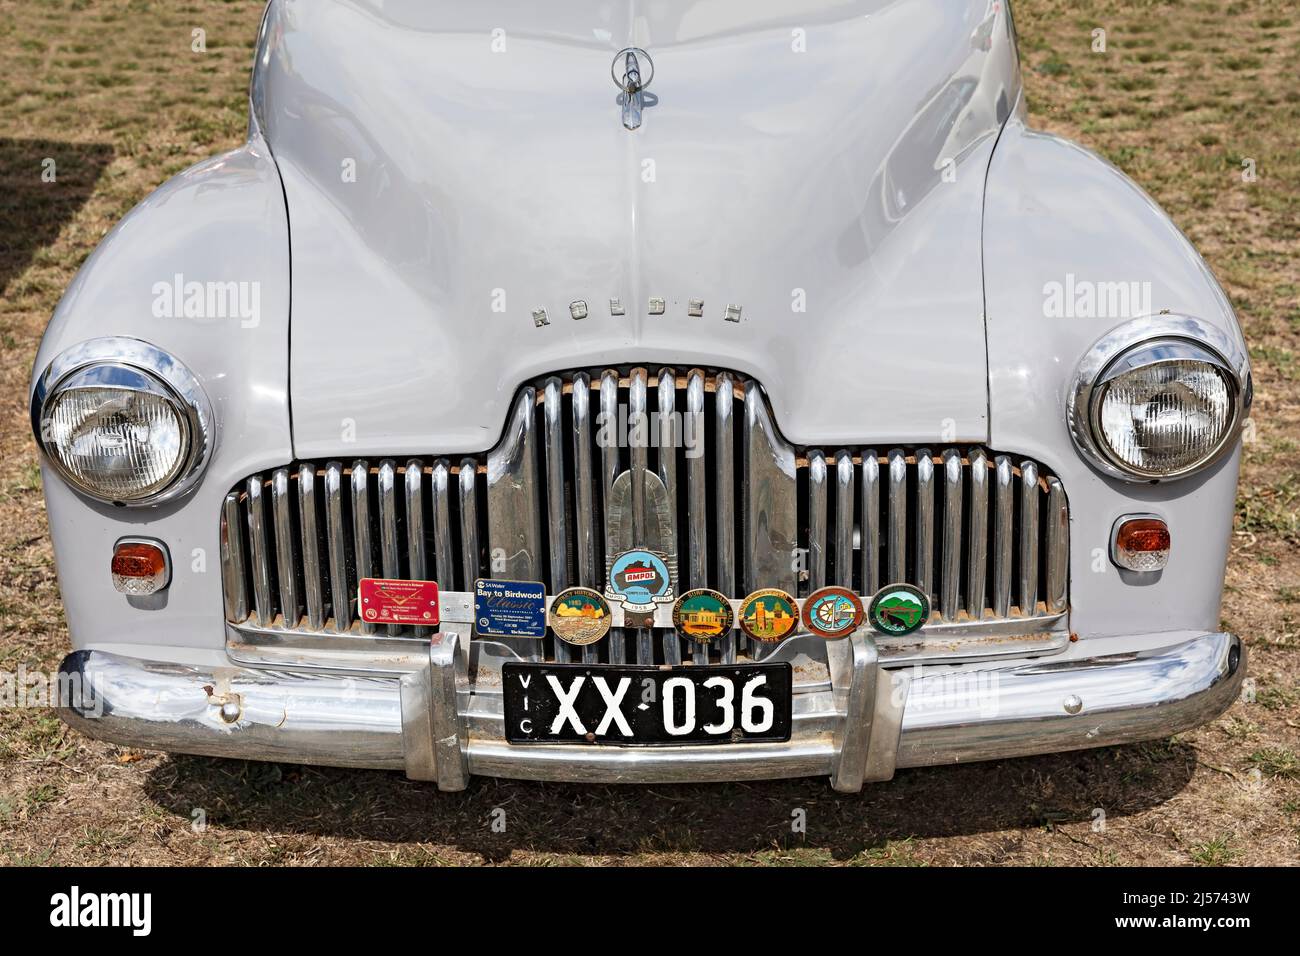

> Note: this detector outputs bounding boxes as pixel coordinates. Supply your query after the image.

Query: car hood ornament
[612,47,654,131]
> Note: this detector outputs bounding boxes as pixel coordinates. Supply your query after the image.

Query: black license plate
[502,662,793,745]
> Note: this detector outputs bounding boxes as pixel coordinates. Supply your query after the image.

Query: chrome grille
[221,368,1069,665]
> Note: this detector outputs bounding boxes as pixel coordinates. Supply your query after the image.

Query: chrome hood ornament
[612,47,654,131]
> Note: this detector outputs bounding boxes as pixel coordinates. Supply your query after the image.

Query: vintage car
[33,0,1248,791]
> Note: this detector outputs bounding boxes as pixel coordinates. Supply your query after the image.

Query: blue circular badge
[608,550,671,606]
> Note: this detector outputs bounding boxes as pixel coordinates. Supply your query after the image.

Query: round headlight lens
[1092,345,1237,478]
[42,367,190,502]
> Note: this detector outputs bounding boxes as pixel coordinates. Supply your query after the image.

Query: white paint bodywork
[31,0,1247,658]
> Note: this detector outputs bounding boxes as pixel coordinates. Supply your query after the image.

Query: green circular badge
[867,584,931,636]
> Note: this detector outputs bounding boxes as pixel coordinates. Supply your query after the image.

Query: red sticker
[358,578,440,626]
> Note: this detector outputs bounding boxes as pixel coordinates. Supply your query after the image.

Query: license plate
[502,662,793,745]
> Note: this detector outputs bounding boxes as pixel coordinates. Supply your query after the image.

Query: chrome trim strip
[599,371,625,664]
[715,371,736,664]
[405,459,427,583]
[487,388,542,593]
[992,455,1014,618]
[430,460,454,593]
[807,450,827,592]
[377,460,401,636]
[458,459,480,591]
[887,449,906,584]
[1019,459,1040,614]
[324,462,350,632]
[627,368,651,664]
[220,492,248,623]
[298,463,325,630]
[1045,476,1069,614]
[833,450,854,589]
[686,370,708,665]
[966,447,989,619]
[861,451,879,595]
[246,476,273,627]
[914,449,934,600]
[271,468,300,628]
[940,449,962,620]
[657,369,681,666]
[572,373,599,663]
[351,461,375,635]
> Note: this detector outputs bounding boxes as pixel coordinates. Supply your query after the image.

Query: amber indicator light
[111,542,167,578]
[1115,518,1170,554]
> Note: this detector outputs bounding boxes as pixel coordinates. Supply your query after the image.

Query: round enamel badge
[671,589,733,642]
[867,584,931,636]
[737,588,799,643]
[801,586,864,639]
[548,587,612,646]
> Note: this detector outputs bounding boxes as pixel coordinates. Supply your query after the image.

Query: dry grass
[0,0,1297,865]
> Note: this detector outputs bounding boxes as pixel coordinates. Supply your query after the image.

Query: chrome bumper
[57,631,1244,792]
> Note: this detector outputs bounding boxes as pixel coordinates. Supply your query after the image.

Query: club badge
[474,578,546,639]
[802,586,864,639]
[737,588,799,643]
[548,587,612,646]
[606,548,674,628]
[671,589,734,642]
[867,583,931,636]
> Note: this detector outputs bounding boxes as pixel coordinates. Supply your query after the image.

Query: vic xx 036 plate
[502,662,793,745]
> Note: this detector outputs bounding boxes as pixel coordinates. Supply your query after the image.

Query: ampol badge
[867,583,931,636]
[358,578,439,626]
[802,586,865,639]
[671,588,733,643]
[737,588,798,643]
[549,587,612,646]
[606,549,674,628]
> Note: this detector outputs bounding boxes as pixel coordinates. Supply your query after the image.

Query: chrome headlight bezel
[1068,316,1251,482]
[30,338,214,506]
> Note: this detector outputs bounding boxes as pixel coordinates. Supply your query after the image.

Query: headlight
[1069,317,1249,481]
[32,339,213,505]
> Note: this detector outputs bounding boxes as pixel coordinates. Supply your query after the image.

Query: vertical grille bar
[431,461,454,592]
[351,461,375,634]
[459,460,480,591]
[861,451,879,595]
[887,449,906,583]
[487,388,544,664]
[324,462,350,632]
[543,377,571,663]
[657,369,682,666]
[914,449,934,602]
[298,463,325,630]
[272,468,300,627]
[572,373,600,663]
[1045,476,1069,614]
[1019,460,1040,614]
[246,476,273,627]
[599,371,626,664]
[220,492,248,623]
[627,369,653,664]
[966,447,989,620]
[833,450,854,589]
[715,371,737,664]
[405,460,427,581]
[686,370,708,665]
[807,450,827,592]
[378,460,401,635]
[940,449,962,620]
[992,455,1014,617]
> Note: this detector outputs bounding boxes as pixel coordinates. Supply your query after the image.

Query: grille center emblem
[612,47,655,131]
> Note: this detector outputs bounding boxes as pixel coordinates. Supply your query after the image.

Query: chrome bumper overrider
[57,631,1244,792]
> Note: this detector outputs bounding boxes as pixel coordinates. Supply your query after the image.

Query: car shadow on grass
[0,138,115,296]
[141,739,1197,862]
